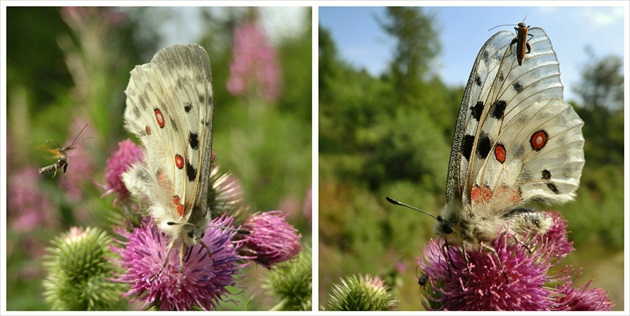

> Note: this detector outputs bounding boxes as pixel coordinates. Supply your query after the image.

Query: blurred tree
[573,48,623,166]
[7,7,72,110]
[277,12,312,122]
[377,7,441,107]
[319,26,340,102]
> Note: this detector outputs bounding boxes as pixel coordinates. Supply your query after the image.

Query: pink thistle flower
[226,20,281,102]
[543,211,574,258]
[552,279,613,311]
[363,274,386,289]
[99,139,143,205]
[241,211,301,268]
[110,215,243,311]
[418,212,613,311]
[8,168,57,232]
[208,160,245,219]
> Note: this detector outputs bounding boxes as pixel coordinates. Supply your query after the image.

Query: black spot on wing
[542,169,551,180]
[474,74,482,86]
[546,182,560,194]
[186,162,197,182]
[198,94,205,104]
[470,101,484,121]
[139,93,149,110]
[189,132,199,150]
[207,95,213,107]
[462,134,475,161]
[184,102,192,113]
[513,81,524,93]
[476,132,491,159]
[170,118,178,131]
[490,100,507,119]
[482,50,490,64]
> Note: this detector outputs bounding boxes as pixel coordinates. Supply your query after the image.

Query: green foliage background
[5,7,312,311]
[319,8,624,311]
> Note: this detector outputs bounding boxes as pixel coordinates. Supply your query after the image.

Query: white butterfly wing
[123,44,214,229]
[448,28,584,210]
[446,30,515,204]
[501,98,584,204]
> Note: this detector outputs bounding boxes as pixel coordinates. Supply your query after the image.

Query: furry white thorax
[436,199,552,250]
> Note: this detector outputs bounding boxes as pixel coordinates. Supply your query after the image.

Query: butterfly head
[435,215,453,235]
[167,220,207,246]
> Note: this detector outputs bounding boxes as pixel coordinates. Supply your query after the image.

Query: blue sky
[319,6,626,103]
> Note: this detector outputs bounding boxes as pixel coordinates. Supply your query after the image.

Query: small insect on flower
[416,266,428,287]
[511,21,532,66]
[38,124,89,177]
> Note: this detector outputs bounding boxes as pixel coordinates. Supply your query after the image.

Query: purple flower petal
[242,211,301,268]
[110,214,243,311]
[100,139,143,204]
[418,212,613,311]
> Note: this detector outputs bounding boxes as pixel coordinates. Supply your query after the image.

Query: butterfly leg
[481,243,509,284]
[175,243,189,292]
[511,235,532,254]
[198,240,214,264]
[440,240,453,277]
[151,240,176,283]
[460,242,472,284]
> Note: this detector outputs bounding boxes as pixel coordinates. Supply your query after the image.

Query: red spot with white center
[495,144,506,163]
[173,195,184,217]
[471,184,493,204]
[175,154,184,169]
[530,130,548,151]
[154,108,165,128]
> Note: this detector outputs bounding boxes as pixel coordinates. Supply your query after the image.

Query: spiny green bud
[325,274,396,311]
[43,227,127,310]
[265,243,312,311]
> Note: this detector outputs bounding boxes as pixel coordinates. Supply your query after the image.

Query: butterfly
[390,27,584,262]
[121,44,215,281]
[39,123,88,177]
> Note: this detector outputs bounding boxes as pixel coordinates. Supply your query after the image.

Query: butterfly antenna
[489,15,530,31]
[171,221,250,236]
[202,223,250,235]
[198,240,214,262]
[385,196,439,221]
[488,23,516,31]
[67,123,89,148]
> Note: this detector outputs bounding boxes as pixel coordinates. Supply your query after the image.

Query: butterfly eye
[187,229,194,239]
[442,223,453,235]
[437,216,454,234]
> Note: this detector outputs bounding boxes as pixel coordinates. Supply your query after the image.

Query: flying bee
[38,124,88,177]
